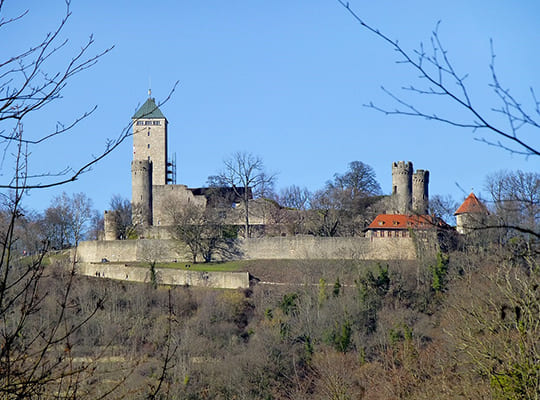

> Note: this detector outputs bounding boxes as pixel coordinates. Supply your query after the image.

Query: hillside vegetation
[10,242,536,399]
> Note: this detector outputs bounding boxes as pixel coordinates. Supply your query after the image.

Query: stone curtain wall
[76,236,417,264]
[239,236,416,260]
[76,263,250,289]
[76,239,188,263]
[151,184,207,227]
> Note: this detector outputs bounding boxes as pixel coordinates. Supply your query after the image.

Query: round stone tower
[131,159,153,227]
[103,210,118,240]
[412,169,429,214]
[391,161,413,214]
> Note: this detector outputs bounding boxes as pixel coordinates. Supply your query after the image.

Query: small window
[136,121,144,126]
[144,121,152,125]
[147,131,151,136]
[152,121,161,126]
[147,144,150,149]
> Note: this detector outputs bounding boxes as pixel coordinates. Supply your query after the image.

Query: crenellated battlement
[392,161,413,174]
[413,169,429,182]
[392,161,429,214]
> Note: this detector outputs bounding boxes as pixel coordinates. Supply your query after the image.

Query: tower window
[147,131,150,136]
[152,121,161,126]
[136,121,144,126]
[147,144,150,149]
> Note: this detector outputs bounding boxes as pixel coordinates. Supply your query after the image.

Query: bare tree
[42,196,71,249]
[42,191,94,249]
[275,185,311,211]
[308,189,342,237]
[0,1,177,191]
[337,1,539,158]
[109,194,133,239]
[329,161,382,199]
[208,151,276,238]
[446,260,540,399]
[168,203,208,263]
[430,194,459,225]
[485,170,539,239]
[87,208,103,240]
[272,186,311,235]
[307,161,383,236]
[0,2,175,397]
[167,201,233,263]
[336,2,539,242]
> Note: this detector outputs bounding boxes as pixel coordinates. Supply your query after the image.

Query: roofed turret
[454,192,488,216]
[454,192,489,234]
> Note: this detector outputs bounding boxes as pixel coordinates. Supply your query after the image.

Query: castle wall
[76,239,187,263]
[240,236,416,260]
[152,184,207,226]
[76,236,417,264]
[76,263,250,289]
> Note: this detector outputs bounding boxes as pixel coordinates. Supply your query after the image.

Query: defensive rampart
[76,236,417,264]
[239,236,416,260]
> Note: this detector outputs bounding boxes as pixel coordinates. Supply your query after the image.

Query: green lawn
[139,260,249,272]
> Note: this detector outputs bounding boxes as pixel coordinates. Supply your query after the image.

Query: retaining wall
[76,263,250,289]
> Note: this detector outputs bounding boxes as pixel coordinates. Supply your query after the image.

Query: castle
[78,93,484,270]
[104,95,254,240]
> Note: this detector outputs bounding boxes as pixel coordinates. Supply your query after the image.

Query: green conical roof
[132,97,166,119]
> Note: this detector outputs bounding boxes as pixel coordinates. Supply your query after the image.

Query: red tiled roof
[367,214,450,230]
[454,192,488,215]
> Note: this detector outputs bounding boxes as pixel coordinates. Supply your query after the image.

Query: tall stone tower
[391,161,413,214]
[412,169,429,214]
[131,94,168,228]
[132,95,168,186]
[131,159,153,227]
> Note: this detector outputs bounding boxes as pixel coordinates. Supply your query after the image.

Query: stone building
[366,214,449,238]
[93,93,454,265]
[454,192,489,234]
[366,161,454,253]
[104,94,262,240]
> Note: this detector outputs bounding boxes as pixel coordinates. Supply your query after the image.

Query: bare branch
[336,0,539,157]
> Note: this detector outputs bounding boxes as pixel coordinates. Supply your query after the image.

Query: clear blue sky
[3,0,539,214]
